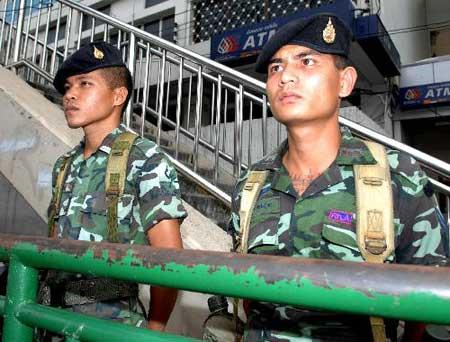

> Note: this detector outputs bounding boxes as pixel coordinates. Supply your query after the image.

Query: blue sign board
[400,81,450,109]
[210,0,354,62]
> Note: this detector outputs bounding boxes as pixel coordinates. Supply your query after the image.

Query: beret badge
[322,18,336,44]
[93,46,104,60]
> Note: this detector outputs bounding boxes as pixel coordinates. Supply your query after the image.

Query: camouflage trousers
[244,305,376,342]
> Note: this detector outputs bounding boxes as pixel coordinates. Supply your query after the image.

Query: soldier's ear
[113,87,128,107]
[338,66,357,98]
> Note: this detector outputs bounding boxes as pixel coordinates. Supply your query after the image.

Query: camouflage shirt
[50,124,187,245]
[230,127,448,341]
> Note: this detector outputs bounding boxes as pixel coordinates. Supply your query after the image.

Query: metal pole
[16,303,197,342]
[3,255,38,342]
[193,65,203,172]
[1,235,450,325]
[12,0,26,63]
[5,0,18,64]
[125,32,136,128]
[175,57,184,159]
[156,49,166,145]
[213,74,222,185]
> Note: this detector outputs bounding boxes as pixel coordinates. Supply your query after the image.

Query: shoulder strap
[105,131,138,243]
[354,140,395,263]
[233,170,269,339]
[237,170,270,254]
[48,156,72,238]
[354,140,394,342]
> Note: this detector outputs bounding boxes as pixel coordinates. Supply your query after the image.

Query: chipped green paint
[0,234,450,341]
[16,302,197,342]
[9,239,450,324]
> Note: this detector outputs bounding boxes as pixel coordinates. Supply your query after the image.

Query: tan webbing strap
[105,132,138,243]
[234,170,269,340]
[48,156,72,238]
[354,141,394,342]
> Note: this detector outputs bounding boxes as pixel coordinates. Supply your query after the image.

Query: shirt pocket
[321,210,362,261]
[247,196,281,253]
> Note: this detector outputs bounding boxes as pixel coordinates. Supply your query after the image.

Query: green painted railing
[0,233,449,341]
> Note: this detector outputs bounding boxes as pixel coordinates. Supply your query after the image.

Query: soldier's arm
[146,219,183,331]
[136,145,187,330]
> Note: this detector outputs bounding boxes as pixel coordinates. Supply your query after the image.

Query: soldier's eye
[302,57,314,66]
[268,64,282,73]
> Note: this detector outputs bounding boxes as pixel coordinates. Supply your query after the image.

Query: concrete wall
[0,66,232,339]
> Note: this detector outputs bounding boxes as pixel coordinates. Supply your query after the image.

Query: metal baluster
[262,94,267,157]
[125,32,136,127]
[175,57,184,159]
[140,44,150,138]
[248,101,253,166]
[165,61,171,118]
[186,74,192,130]
[117,30,121,49]
[0,0,9,57]
[90,17,95,42]
[49,2,62,74]
[12,0,26,65]
[76,12,83,50]
[222,89,228,152]
[193,65,203,172]
[210,82,215,144]
[5,0,18,64]
[40,4,51,71]
[103,23,108,41]
[63,8,72,60]
[31,2,42,67]
[213,74,222,185]
[156,49,166,145]
[22,0,33,59]
[234,85,243,178]
[154,58,161,112]
[136,46,143,104]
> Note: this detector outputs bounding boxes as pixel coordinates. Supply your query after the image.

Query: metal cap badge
[93,45,104,60]
[322,18,336,44]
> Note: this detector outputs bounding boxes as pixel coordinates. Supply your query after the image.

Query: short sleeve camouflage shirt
[50,124,187,245]
[230,127,448,341]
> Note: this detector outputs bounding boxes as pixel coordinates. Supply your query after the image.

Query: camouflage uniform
[49,124,187,325]
[230,127,448,341]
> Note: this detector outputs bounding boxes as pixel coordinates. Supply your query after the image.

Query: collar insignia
[93,46,104,60]
[323,17,336,44]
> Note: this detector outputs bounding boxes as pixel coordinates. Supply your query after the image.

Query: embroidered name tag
[327,210,354,225]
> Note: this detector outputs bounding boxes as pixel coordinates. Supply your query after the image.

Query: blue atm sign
[210,1,354,62]
[400,82,450,109]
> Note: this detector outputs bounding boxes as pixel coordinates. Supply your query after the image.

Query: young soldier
[230,14,448,341]
[48,42,186,331]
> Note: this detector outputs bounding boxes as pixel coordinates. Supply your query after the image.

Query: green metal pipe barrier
[3,256,38,341]
[1,234,450,323]
[15,302,197,342]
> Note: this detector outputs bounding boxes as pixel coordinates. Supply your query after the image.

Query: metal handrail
[1,234,450,341]
[0,0,448,221]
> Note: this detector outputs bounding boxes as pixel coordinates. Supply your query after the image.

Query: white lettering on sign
[242,29,277,51]
[425,85,450,99]
[243,35,255,50]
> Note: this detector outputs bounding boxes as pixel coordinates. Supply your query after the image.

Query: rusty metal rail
[0,234,450,341]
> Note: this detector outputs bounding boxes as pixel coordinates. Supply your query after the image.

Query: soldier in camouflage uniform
[48,42,186,331]
[229,14,448,341]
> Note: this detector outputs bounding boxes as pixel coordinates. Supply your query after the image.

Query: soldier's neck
[283,119,341,181]
[82,117,121,159]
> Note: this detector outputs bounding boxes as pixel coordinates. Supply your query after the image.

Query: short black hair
[333,55,351,70]
[98,66,133,113]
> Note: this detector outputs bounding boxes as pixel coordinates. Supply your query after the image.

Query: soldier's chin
[66,120,84,129]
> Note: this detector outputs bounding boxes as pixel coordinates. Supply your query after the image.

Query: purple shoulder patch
[327,210,354,226]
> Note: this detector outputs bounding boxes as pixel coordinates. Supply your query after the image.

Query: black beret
[255,13,352,73]
[53,41,128,94]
